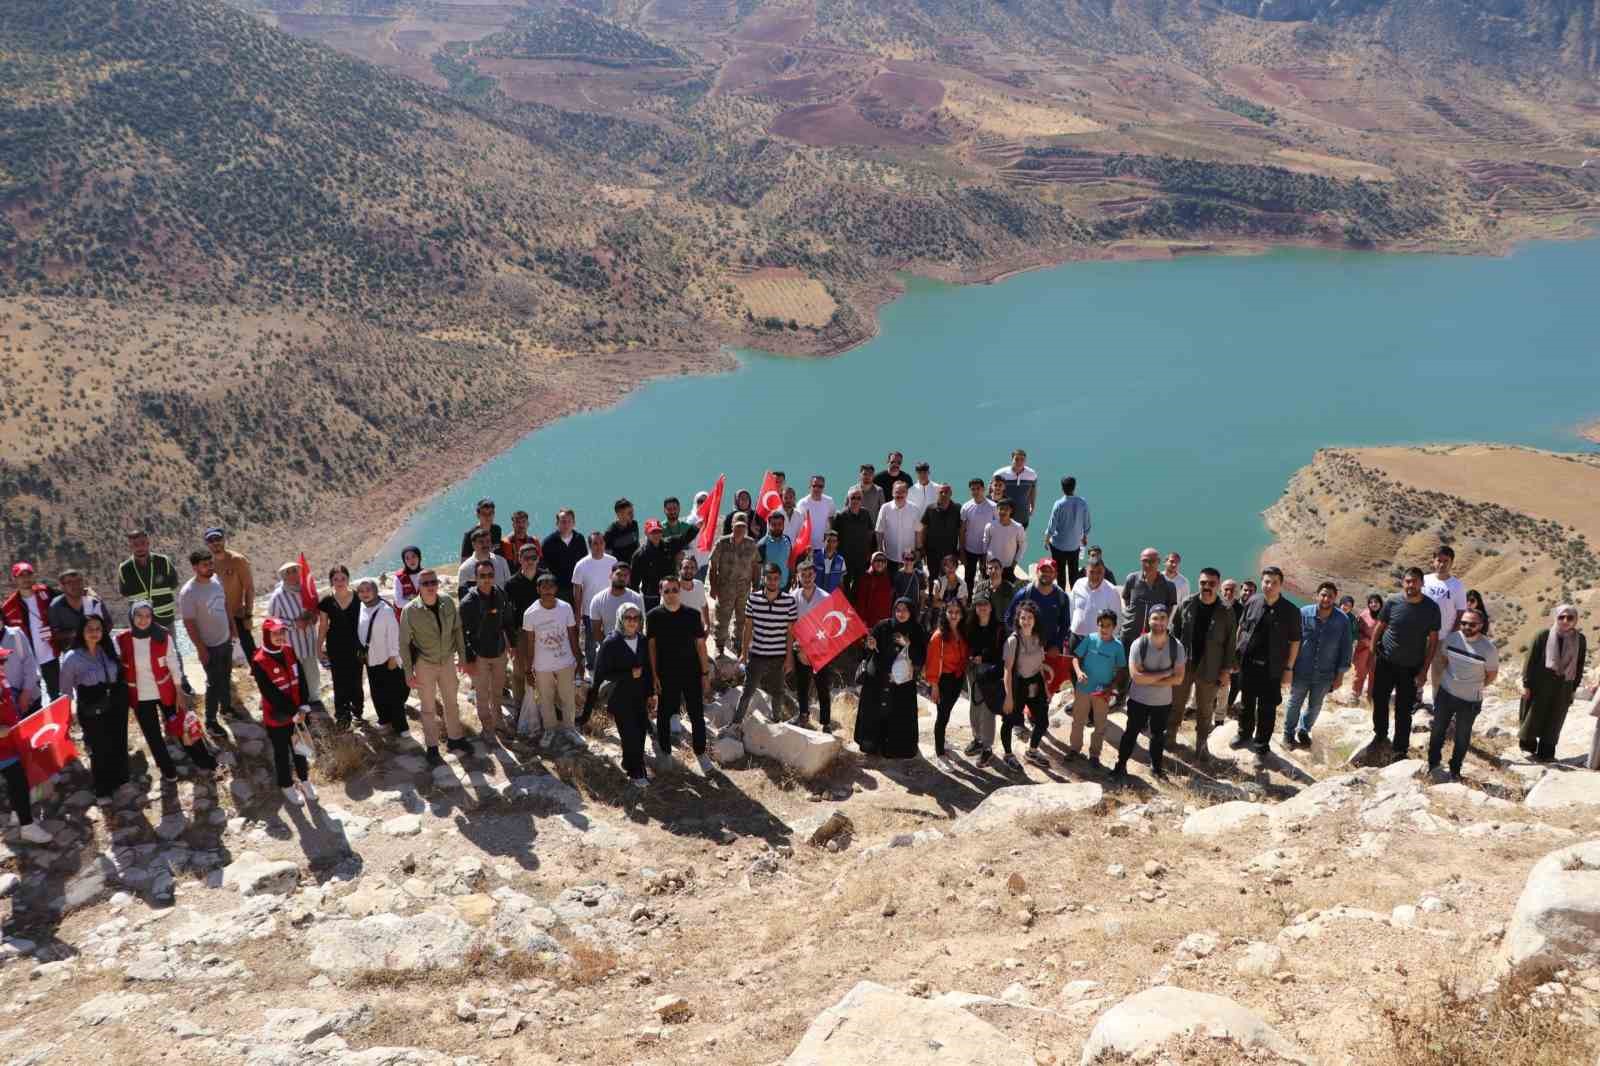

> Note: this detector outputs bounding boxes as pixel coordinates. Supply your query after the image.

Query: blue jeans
[1428,688,1480,774]
[1284,677,1333,738]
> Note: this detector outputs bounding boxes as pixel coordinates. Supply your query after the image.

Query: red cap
[10,562,34,579]
[1035,557,1056,571]
[644,519,663,535]
[261,618,288,641]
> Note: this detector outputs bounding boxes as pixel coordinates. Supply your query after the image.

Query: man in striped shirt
[731,563,797,734]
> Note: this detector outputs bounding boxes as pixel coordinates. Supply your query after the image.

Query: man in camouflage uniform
[709,515,760,656]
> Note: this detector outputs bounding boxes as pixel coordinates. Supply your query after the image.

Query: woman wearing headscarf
[856,597,926,759]
[1519,604,1587,762]
[57,615,126,806]
[393,547,424,610]
[0,650,50,843]
[318,565,365,727]
[268,561,324,713]
[116,600,216,782]
[356,577,408,737]
[594,602,656,788]
[962,594,1004,768]
[852,551,894,630]
[721,489,765,540]
[251,617,317,806]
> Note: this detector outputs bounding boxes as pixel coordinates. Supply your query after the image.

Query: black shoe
[1152,767,1168,781]
[1109,766,1128,784]
[205,716,225,736]
[335,713,352,729]
[1447,770,1462,782]
[1295,730,1311,747]
[1251,740,1270,754]
[425,747,445,768]
[975,750,993,768]
[445,737,473,755]
[1228,737,1249,750]
[1281,734,1296,749]
[1391,747,1409,762]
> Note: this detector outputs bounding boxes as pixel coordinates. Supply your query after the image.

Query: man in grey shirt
[1428,608,1497,780]
[1112,603,1185,782]
[179,549,236,729]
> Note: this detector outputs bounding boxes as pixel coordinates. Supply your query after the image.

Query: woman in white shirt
[356,578,407,737]
[115,600,216,780]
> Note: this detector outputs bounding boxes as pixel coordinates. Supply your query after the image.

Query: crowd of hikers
[2,449,1596,841]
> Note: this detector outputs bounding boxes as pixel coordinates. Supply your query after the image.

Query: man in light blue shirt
[1283,581,1353,747]
[756,511,795,588]
[1044,476,1091,587]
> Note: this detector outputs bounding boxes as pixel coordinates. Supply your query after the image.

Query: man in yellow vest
[118,529,178,629]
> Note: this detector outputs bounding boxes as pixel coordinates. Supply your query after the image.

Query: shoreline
[273,224,1599,577]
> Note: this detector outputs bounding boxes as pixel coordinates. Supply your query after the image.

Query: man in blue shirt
[1006,558,1071,653]
[1044,477,1091,587]
[1284,581,1353,747]
[756,511,794,588]
[811,530,847,593]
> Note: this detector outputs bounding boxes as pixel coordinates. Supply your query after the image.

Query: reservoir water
[382,238,1600,584]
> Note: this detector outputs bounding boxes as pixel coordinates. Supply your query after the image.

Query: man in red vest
[2,563,60,699]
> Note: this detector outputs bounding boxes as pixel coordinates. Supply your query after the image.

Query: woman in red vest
[116,601,217,781]
[393,547,423,610]
[251,618,317,806]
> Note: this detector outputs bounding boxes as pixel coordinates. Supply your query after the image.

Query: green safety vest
[120,553,178,622]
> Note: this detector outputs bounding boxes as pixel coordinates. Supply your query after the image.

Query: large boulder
[743,717,842,777]
[952,782,1104,836]
[220,851,299,896]
[1502,839,1600,976]
[1181,801,1269,838]
[1081,986,1310,1064]
[785,981,1032,1065]
[306,911,479,978]
[1524,770,1600,812]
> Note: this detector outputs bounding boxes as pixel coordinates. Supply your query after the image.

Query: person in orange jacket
[924,599,970,768]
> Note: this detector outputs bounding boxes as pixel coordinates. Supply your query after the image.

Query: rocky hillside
[3,571,1599,1065]
[1265,444,1600,655]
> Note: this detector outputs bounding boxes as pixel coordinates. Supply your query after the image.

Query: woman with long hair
[1349,592,1382,703]
[57,615,126,805]
[961,595,1004,768]
[1001,600,1050,771]
[924,599,969,767]
[1465,589,1491,636]
[594,602,656,788]
[318,565,365,727]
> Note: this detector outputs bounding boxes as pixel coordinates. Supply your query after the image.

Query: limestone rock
[221,852,299,896]
[382,814,423,837]
[952,783,1104,836]
[1181,801,1269,838]
[1525,771,1600,812]
[1174,930,1220,961]
[257,1006,371,1045]
[653,995,692,1023]
[785,981,1033,1065]
[74,992,156,1026]
[711,736,746,764]
[306,911,478,978]
[1236,942,1284,977]
[1081,986,1310,1064]
[1502,838,1600,976]
[743,717,842,777]
[507,774,584,813]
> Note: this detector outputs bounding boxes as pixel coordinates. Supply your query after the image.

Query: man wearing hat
[460,498,502,561]
[3,562,60,698]
[629,520,676,612]
[118,529,179,629]
[205,527,255,656]
[708,516,759,656]
[1006,557,1071,656]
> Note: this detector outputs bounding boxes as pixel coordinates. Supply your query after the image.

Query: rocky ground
[3,616,1599,1065]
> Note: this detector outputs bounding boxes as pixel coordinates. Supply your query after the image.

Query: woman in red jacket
[924,600,969,768]
[252,618,317,807]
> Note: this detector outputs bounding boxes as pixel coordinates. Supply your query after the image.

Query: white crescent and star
[822,611,850,639]
[29,723,60,749]
[760,490,782,513]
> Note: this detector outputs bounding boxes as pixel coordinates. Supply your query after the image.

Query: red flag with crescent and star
[696,475,725,554]
[788,510,812,568]
[15,696,78,788]
[1042,651,1075,696]
[793,588,867,671]
[297,551,319,612]
[754,471,783,520]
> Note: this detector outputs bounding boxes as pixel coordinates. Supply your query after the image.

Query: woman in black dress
[594,602,656,788]
[317,565,365,726]
[855,597,926,758]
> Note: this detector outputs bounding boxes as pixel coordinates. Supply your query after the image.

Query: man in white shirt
[356,577,407,735]
[521,573,584,742]
[1422,544,1468,704]
[796,474,835,544]
[789,560,833,730]
[983,499,1027,576]
[959,478,997,589]
[1069,557,1124,640]
[875,481,920,575]
[456,529,511,593]
[905,462,936,518]
[993,449,1038,528]
[1164,552,1190,606]
[570,531,617,669]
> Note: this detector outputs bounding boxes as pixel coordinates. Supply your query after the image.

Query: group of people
[2,451,1596,834]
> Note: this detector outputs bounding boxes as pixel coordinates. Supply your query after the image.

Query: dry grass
[1370,973,1598,1066]
[311,730,375,784]
[733,271,838,328]
[348,934,618,991]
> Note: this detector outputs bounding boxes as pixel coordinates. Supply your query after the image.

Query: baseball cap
[203,527,225,542]
[644,519,663,534]
[1148,603,1170,617]
[476,497,495,509]
[1036,557,1056,572]
[11,562,35,578]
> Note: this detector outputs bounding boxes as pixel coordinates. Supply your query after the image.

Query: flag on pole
[696,475,725,554]
[297,551,318,611]
[789,511,812,569]
[793,588,868,671]
[754,470,782,520]
[15,696,78,788]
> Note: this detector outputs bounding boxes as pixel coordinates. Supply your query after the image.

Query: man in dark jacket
[1232,566,1301,754]
[459,560,512,738]
[1170,567,1239,759]
[504,543,542,713]
[540,508,586,607]
[830,488,876,594]
[629,520,676,613]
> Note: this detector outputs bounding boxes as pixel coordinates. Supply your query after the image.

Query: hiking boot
[335,712,352,730]
[425,746,445,768]
[205,716,225,737]
[630,776,649,790]
[1024,748,1050,769]
[1228,736,1249,750]
[1447,769,1462,783]
[962,740,984,757]
[1109,765,1128,784]
[975,750,993,769]
[935,754,955,772]
[1251,740,1270,754]
[299,780,318,803]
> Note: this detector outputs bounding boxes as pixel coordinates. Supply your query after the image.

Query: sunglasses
[420,579,439,587]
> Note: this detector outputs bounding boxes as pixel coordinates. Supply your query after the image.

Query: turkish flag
[754,471,782,520]
[16,696,78,788]
[297,551,319,611]
[794,588,867,671]
[696,475,725,553]
[1042,651,1075,696]
[789,510,812,568]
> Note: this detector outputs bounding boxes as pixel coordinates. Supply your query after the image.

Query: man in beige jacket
[399,569,471,766]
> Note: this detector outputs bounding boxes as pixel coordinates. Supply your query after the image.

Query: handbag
[292,720,316,760]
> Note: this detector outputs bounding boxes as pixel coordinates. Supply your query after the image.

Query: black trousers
[267,723,309,788]
[1116,699,1172,773]
[203,641,233,720]
[235,617,257,658]
[2,761,32,825]
[1372,655,1419,752]
[1051,547,1082,589]
[329,652,365,719]
[1236,661,1280,746]
[657,671,707,756]
[794,659,833,726]
[1001,675,1048,754]
[933,673,963,756]
[961,550,983,591]
[133,700,180,779]
[615,698,649,779]
[41,658,61,701]
[367,662,409,730]
[81,706,130,799]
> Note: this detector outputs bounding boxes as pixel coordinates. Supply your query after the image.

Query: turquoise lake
[382,237,1600,584]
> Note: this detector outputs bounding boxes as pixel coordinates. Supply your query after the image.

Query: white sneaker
[299,781,318,803]
[18,823,51,845]
[282,786,303,806]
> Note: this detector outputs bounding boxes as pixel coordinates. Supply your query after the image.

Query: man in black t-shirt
[604,498,641,567]
[1368,567,1441,759]
[460,498,502,561]
[872,450,913,500]
[646,575,713,771]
